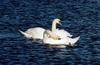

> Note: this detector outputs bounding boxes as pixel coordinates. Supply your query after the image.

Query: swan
[19,19,62,40]
[43,18,80,46]
[43,30,80,46]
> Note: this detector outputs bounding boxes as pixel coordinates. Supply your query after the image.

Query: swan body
[43,30,80,46]
[19,27,45,39]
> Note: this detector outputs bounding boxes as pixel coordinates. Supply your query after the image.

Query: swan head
[53,18,61,25]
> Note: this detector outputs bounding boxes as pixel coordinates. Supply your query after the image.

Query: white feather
[19,27,45,39]
[43,30,80,46]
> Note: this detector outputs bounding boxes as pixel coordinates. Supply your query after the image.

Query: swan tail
[19,30,32,38]
[69,36,80,46]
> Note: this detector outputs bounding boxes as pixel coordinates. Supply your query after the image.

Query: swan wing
[19,27,45,39]
[25,27,45,39]
[54,29,72,38]
[68,36,80,46]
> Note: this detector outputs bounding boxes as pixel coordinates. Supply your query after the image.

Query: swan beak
[58,22,62,25]
[59,22,62,25]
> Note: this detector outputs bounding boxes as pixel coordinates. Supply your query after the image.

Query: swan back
[20,27,45,39]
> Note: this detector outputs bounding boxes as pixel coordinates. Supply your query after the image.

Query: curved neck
[51,21,57,32]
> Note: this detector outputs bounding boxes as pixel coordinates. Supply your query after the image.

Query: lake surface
[0,0,100,65]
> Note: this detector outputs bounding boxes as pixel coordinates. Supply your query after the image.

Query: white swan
[43,30,80,46]
[19,19,61,40]
[43,19,80,46]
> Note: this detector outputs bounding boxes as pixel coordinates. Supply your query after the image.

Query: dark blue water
[0,0,100,65]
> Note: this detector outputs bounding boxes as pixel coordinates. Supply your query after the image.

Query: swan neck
[52,21,56,32]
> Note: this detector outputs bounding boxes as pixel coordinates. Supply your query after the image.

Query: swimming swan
[43,19,80,46]
[43,30,80,46]
[19,19,61,40]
